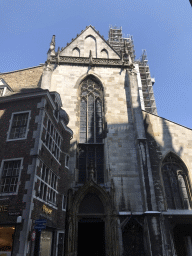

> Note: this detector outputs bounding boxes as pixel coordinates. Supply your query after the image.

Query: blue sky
[1,0,192,128]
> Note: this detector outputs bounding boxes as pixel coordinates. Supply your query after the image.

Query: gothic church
[1,25,192,256]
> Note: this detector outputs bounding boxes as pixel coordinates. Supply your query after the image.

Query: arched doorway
[78,193,105,256]
[65,180,120,256]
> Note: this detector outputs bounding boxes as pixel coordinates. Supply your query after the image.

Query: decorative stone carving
[49,55,134,68]
[89,50,93,66]
[57,47,60,64]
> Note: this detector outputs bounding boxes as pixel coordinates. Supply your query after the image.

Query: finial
[48,35,56,57]
[57,47,60,64]
[51,35,55,46]
[89,50,93,66]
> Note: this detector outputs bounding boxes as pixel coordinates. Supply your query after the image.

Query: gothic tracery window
[78,77,104,184]
[162,153,191,210]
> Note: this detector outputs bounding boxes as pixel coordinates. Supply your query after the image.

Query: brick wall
[0,96,41,221]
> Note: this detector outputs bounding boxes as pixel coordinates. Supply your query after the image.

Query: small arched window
[101,49,109,59]
[78,76,104,184]
[162,153,191,210]
[72,47,80,57]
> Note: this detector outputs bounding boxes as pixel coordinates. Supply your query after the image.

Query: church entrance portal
[66,183,120,256]
[78,218,105,256]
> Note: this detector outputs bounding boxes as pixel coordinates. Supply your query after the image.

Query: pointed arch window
[78,77,104,184]
[162,153,191,210]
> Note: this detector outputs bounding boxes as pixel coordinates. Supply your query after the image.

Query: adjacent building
[0,85,72,256]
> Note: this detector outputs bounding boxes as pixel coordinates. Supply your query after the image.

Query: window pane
[171,172,182,209]
[1,160,21,194]
[178,174,190,209]
[80,99,87,143]
[79,145,86,183]
[162,156,190,210]
[9,113,29,139]
[79,78,104,184]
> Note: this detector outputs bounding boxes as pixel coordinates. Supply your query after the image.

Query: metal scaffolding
[108,27,157,115]
[108,26,135,62]
[139,50,157,115]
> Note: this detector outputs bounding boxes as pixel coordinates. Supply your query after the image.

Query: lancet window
[78,77,104,184]
[162,153,191,210]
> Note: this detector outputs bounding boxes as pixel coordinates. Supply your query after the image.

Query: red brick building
[0,85,72,256]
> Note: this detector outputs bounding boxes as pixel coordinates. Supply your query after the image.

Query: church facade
[1,25,192,256]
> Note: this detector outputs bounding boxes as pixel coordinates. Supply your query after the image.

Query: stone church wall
[142,110,192,210]
[50,65,143,212]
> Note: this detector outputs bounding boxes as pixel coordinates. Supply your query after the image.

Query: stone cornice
[49,56,134,68]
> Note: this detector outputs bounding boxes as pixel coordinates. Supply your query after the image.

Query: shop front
[0,226,15,256]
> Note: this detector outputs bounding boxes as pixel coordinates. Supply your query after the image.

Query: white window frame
[43,113,62,163]
[7,110,31,141]
[62,195,67,211]
[36,163,59,206]
[0,158,23,196]
[65,154,69,169]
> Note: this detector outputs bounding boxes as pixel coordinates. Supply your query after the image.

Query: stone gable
[60,26,120,59]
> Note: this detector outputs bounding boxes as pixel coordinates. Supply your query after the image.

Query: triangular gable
[60,25,120,59]
[0,78,13,91]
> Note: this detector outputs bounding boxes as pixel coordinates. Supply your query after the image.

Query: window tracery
[78,77,104,184]
[162,153,191,210]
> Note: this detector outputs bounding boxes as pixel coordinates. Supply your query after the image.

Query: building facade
[0,86,72,256]
[1,25,192,256]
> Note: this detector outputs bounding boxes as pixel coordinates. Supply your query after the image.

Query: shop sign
[31,230,36,241]
[35,219,47,224]
[0,205,8,212]
[34,219,47,231]
[34,224,46,231]
[8,212,21,216]
[42,204,52,215]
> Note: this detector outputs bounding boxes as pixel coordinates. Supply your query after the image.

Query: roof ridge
[0,64,44,74]
[142,110,192,131]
